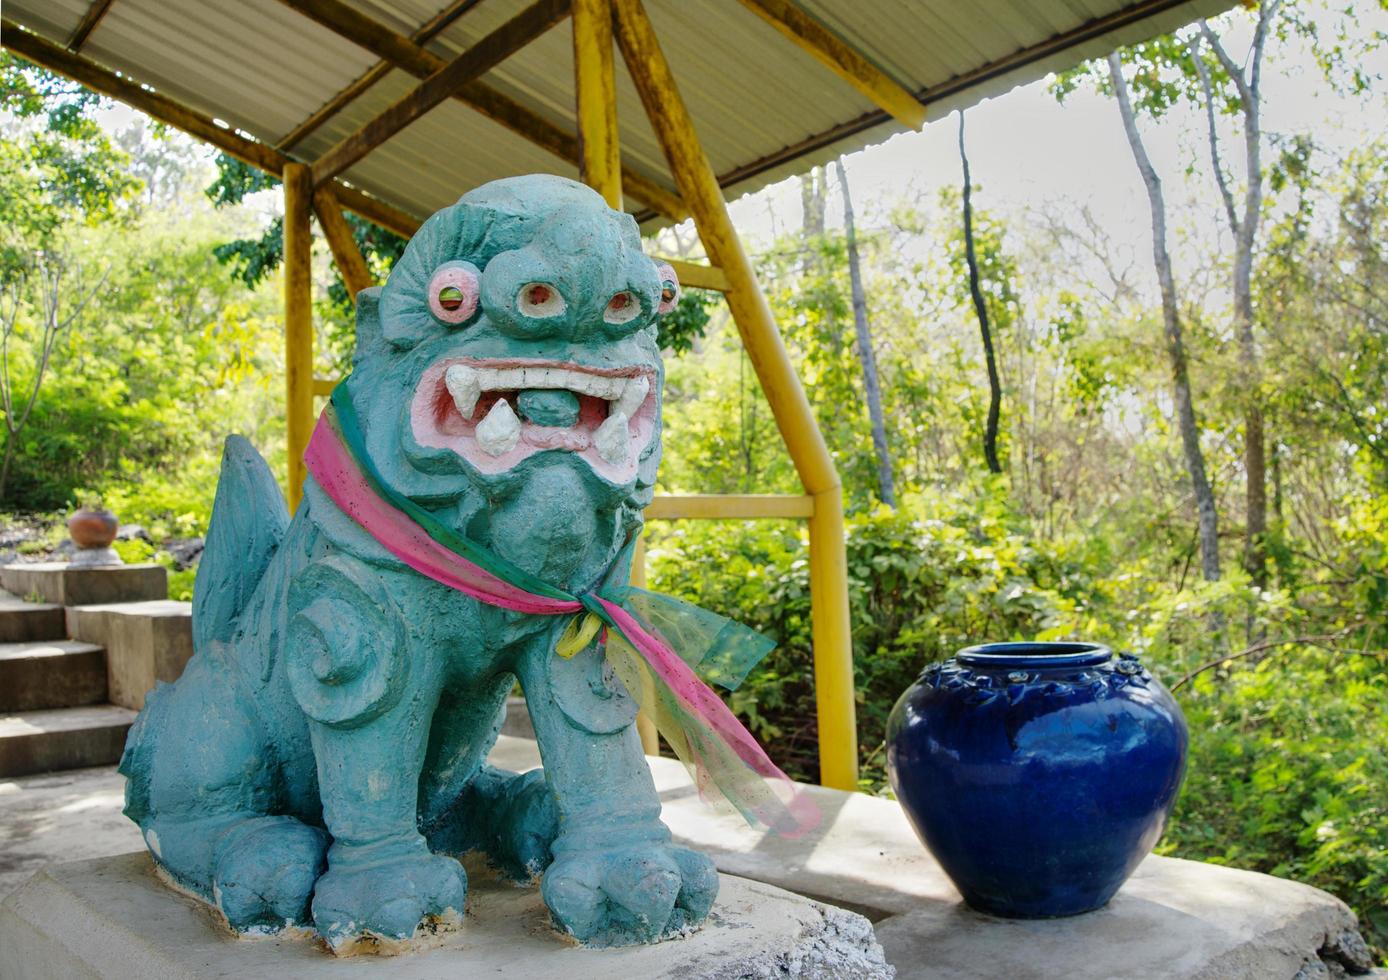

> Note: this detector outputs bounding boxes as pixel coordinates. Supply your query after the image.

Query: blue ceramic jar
[886,642,1187,918]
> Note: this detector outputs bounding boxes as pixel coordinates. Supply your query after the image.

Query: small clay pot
[68,508,119,550]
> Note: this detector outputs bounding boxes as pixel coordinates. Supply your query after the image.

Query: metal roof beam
[67,0,116,52]
[275,0,686,220]
[625,0,1216,225]
[613,0,859,790]
[281,0,685,218]
[278,0,483,151]
[0,21,422,239]
[310,0,572,187]
[735,0,925,130]
[280,0,447,77]
[312,187,375,300]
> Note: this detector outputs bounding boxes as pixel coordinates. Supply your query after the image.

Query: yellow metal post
[575,0,659,756]
[283,162,314,511]
[312,185,375,303]
[573,0,621,208]
[613,0,858,789]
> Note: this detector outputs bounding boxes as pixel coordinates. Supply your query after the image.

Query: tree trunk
[0,435,13,504]
[958,112,1003,475]
[834,158,896,506]
[800,167,826,238]
[1108,52,1221,581]
[1196,11,1277,585]
[1271,439,1282,527]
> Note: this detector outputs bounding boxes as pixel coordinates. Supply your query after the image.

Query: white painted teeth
[444,364,481,418]
[445,364,649,412]
[611,375,649,418]
[446,363,641,399]
[444,363,650,466]
[593,412,630,464]
[475,399,521,456]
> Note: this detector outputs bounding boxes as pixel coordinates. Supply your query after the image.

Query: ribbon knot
[555,609,604,659]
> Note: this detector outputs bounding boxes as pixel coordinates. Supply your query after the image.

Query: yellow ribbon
[555,611,604,659]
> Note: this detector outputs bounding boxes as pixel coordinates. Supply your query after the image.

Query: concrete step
[0,563,166,607]
[66,601,192,710]
[0,590,67,644]
[0,640,107,712]
[0,705,136,778]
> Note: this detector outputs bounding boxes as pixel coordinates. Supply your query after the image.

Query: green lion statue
[119,174,811,954]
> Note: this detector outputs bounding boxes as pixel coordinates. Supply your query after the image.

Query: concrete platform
[0,737,1379,978]
[500,694,536,740]
[0,705,136,778]
[0,591,65,644]
[0,563,166,607]
[66,601,192,710]
[0,640,107,712]
[0,853,893,979]
[484,739,1383,979]
[0,766,138,900]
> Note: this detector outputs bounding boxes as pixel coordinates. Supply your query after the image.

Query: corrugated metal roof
[2,0,1236,228]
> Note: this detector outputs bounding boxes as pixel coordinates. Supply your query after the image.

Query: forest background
[1,0,1385,960]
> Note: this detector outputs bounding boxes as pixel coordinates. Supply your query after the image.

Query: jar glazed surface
[886,642,1188,918]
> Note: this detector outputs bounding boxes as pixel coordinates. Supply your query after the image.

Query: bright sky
[719,0,1388,293]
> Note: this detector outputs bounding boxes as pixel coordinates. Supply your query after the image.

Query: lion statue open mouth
[118,174,809,955]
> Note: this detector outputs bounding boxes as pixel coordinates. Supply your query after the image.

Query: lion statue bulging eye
[655,263,680,314]
[604,291,641,325]
[427,261,482,325]
[517,282,566,318]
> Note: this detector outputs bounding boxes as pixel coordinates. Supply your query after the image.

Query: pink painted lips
[410,357,658,482]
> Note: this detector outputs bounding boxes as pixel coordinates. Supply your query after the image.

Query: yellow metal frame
[282,162,314,512]
[281,0,858,790]
[611,0,856,789]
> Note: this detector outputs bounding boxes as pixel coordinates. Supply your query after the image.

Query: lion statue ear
[351,286,387,363]
[377,202,495,351]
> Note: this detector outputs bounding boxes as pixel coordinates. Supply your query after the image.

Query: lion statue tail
[191,435,291,653]
[121,436,290,827]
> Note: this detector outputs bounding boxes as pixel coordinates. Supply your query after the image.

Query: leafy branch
[1172,625,1371,692]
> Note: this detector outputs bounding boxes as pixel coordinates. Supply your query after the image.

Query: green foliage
[1,215,284,517]
[204,152,407,312]
[0,55,141,273]
[202,155,279,208]
[1051,32,1221,117]
[1164,649,1388,946]
[213,216,283,290]
[655,289,713,355]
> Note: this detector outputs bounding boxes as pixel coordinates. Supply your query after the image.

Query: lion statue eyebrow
[119,173,809,955]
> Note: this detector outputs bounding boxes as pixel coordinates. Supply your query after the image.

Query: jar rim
[956,641,1112,669]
